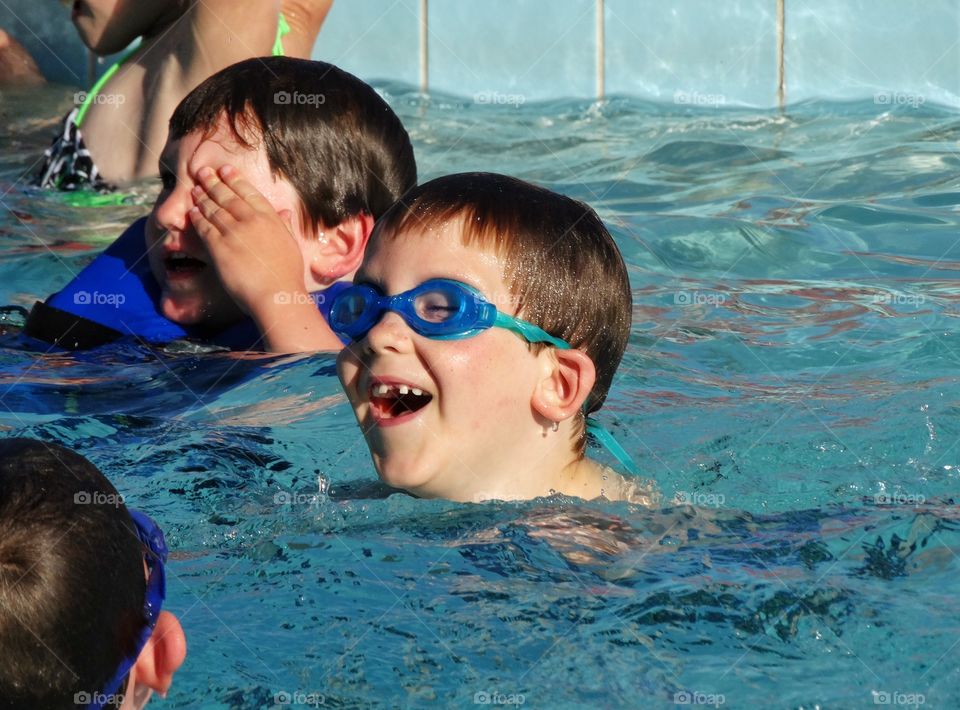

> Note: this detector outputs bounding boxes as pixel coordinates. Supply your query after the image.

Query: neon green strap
[75,43,141,127]
[272,12,291,57]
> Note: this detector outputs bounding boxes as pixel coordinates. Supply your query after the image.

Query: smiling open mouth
[369,383,432,420]
[165,252,206,274]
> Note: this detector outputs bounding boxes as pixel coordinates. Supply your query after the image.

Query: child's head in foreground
[147,56,417,329]
[335,172,633,502]
[0,438,185,710]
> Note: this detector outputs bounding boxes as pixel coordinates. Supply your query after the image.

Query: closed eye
[423,305,456,318]
[158,169,176,192]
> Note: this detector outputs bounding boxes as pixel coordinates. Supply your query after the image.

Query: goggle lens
[413,284,463,324]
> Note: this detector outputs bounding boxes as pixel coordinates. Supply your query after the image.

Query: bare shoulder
[186,0,281,73]
[600,466,662,506]
[279,0,335,58]
[573,458,661,505]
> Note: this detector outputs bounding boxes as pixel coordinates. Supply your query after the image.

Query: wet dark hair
[169,56,417,232]
[0,439,145,709]
[373,173,632,451]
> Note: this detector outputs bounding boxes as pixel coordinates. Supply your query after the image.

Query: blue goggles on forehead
[329,278,571,347]
[89,509,168,710]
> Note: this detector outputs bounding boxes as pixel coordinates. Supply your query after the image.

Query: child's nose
[365,310,414,353]
[152,184,193,234]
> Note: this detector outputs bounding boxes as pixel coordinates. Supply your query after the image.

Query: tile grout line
[777,0,786,110]
[596,0,605,101]
[419,0,428,94]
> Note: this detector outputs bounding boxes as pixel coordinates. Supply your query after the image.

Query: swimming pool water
[1,84,959,708]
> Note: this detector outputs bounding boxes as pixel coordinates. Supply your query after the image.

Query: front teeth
[371,383,425,397]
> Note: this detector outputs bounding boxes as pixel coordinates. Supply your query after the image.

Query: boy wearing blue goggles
[336,173,656,505]
[0,439,185,709]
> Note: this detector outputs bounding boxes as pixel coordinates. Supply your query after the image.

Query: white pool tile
[314,0,421,88]
[605,0,779,107]
[785,0,960,105]
[428,0,595,101]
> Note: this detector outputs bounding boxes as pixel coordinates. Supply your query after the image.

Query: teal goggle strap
[585,418,639,476]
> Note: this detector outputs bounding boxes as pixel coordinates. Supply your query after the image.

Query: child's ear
[129,611,187,698]
[306,213,375,286]
[531,348,597,424]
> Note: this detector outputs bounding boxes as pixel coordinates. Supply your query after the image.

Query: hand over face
[189,164,308,319]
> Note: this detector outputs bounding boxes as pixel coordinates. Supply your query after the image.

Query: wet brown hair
[169,56,417,233]
[373,173,632,450]
[0,439,146,708]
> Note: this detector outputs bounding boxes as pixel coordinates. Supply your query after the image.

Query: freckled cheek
[434,346,519,429]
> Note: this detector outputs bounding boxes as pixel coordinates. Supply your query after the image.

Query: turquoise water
[1,83,959,708]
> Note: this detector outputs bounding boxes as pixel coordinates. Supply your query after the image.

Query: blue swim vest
[23,217,349,350]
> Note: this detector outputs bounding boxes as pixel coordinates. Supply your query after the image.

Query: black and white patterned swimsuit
[33,106,113,192]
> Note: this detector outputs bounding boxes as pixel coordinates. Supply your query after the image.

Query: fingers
[189,164,277,241]
[216,164,275,212]
[191,165,273,223]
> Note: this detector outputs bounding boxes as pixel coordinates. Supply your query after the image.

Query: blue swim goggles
[330,278,571,347]
[89,509,168,710]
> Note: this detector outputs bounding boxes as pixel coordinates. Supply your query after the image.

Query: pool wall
[2,0,959,107]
